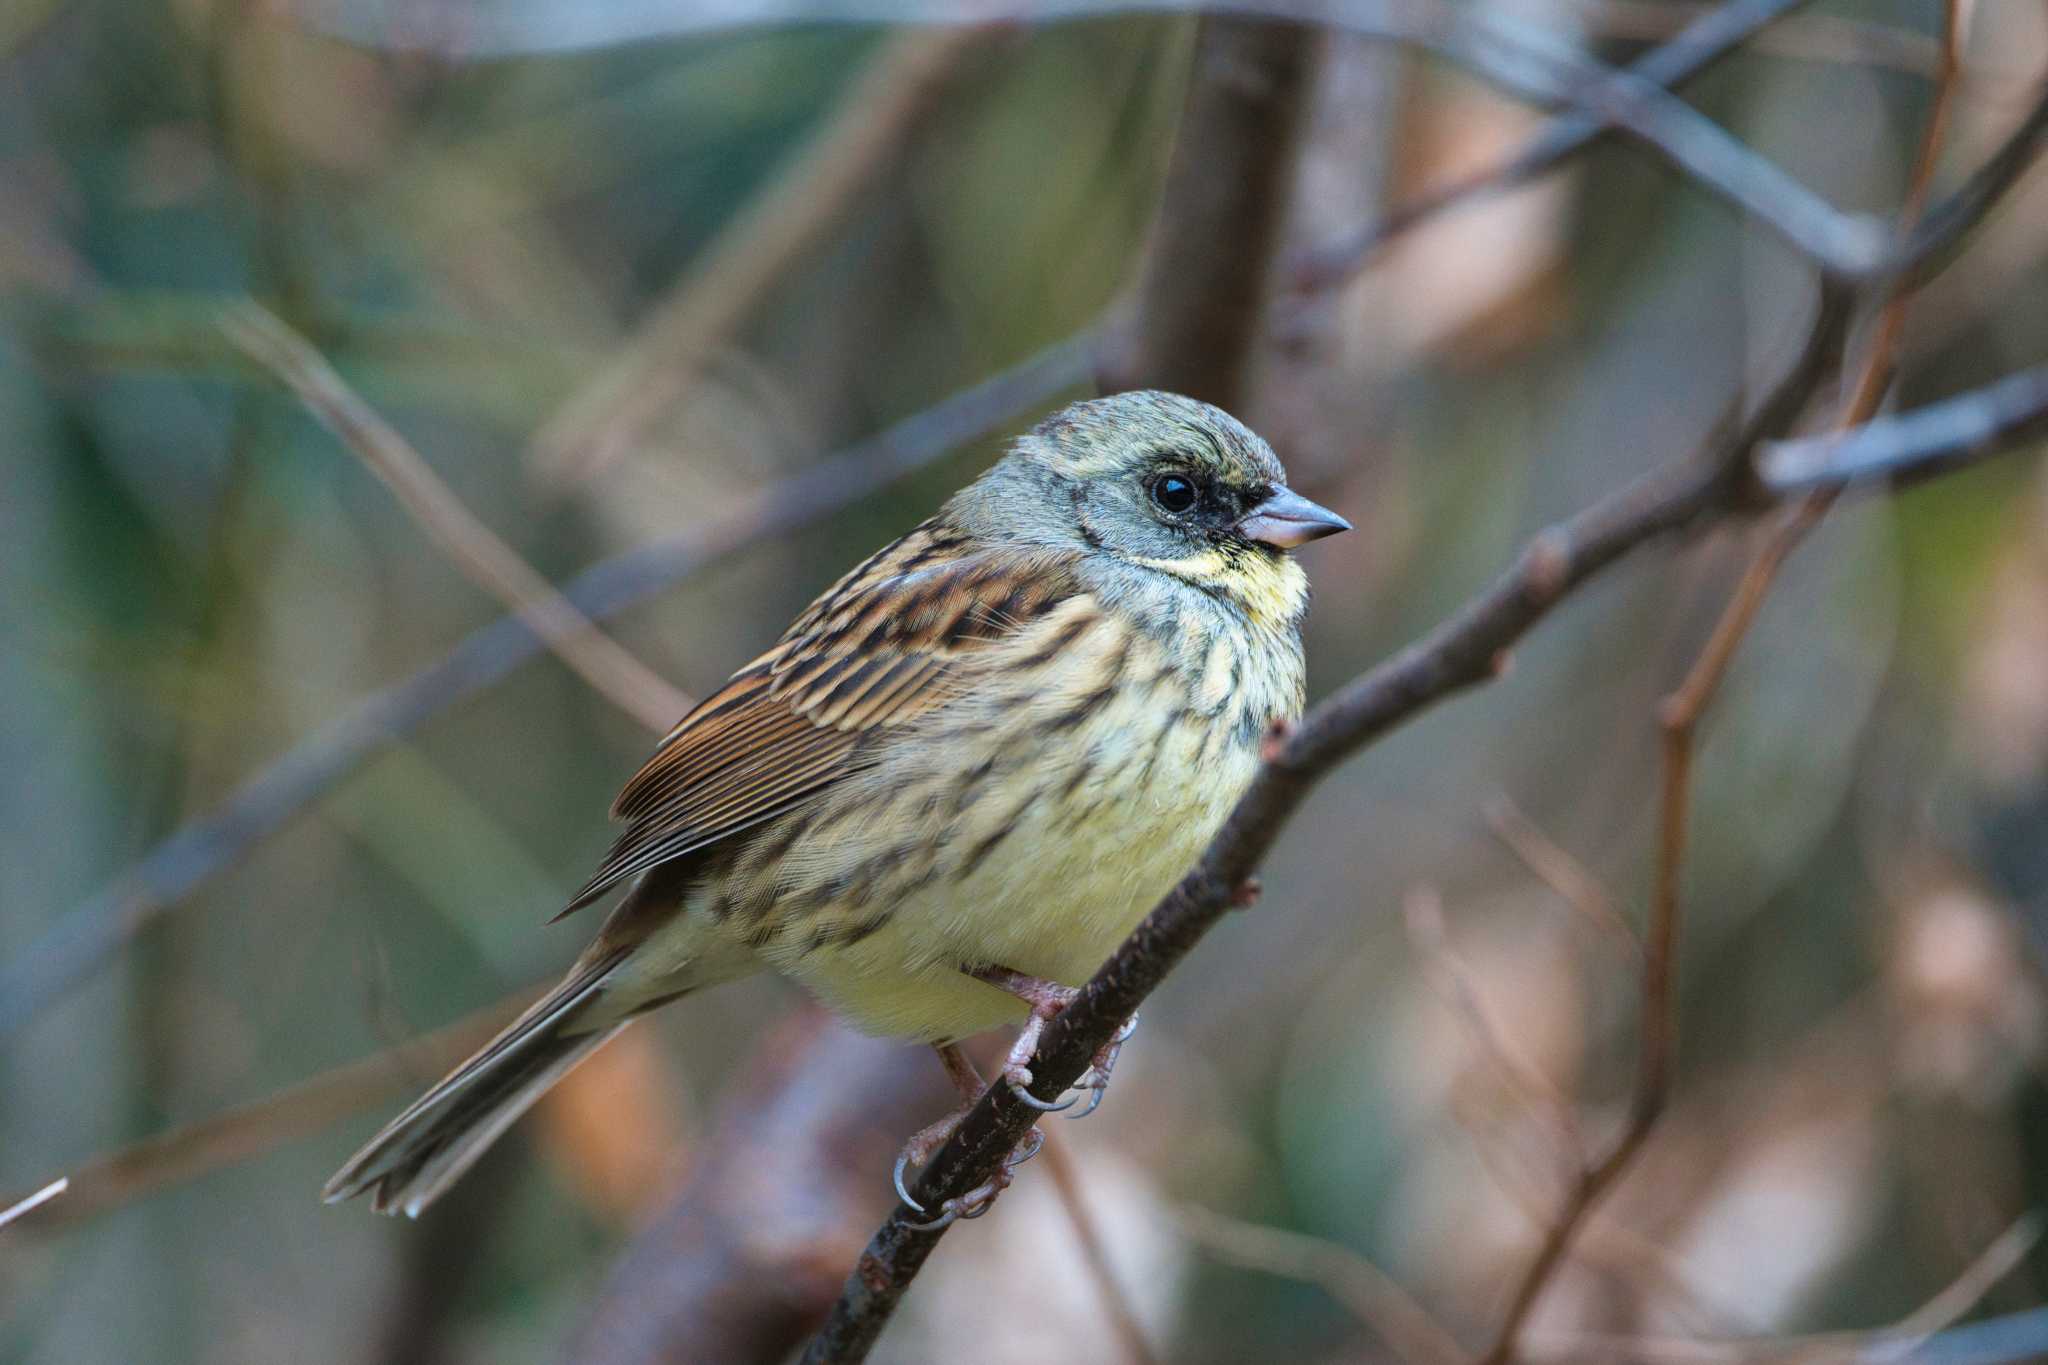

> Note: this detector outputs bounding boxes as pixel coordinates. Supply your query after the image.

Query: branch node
[1260,716,1299,764]
[1523,530,1573,604]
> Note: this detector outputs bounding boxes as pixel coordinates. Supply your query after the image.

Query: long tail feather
[323,950,628,1218]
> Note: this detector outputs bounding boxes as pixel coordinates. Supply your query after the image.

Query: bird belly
[742,651,1272,1042]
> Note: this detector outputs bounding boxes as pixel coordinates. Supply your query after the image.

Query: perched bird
[324,390,1348,1219]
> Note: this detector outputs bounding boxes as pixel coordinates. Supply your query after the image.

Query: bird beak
[1237,487,1352,549]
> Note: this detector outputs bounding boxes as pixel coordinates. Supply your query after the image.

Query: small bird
[324,390,1348,1219]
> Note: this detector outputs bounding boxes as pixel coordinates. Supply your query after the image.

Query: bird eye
[1150,474,1198,515]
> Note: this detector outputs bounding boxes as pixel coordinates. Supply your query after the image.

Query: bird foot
[892,1109,1045,1231]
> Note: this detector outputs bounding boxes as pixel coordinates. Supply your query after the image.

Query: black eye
[1150,474,1198,514]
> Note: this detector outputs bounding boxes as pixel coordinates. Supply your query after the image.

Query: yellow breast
[715,595,1304,1042]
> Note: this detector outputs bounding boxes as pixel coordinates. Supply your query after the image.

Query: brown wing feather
[558,522,1084,917]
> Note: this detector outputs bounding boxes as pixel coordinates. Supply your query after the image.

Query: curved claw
[1005,1075,1079,1112]
[1065,1084,1108,1120]
[893,1149,926,1213]
[901,1177,1003,1232]
[901,1201,964,1233]
[1113,1013,1140,1044]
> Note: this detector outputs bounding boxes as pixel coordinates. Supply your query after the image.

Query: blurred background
[3,1,2047,1362]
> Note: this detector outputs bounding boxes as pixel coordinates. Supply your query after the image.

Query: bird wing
[558,522,1086,916]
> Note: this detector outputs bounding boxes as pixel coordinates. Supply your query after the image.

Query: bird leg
[892,1042,1044,1230]
[891,967,1141,1229]
[968,964,1137,1118]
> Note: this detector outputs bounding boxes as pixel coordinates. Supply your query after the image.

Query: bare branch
[1101,15,1320,408]
[1039,1130,1160,1365]
[223,301,692,734]
[1760,363,2048,492]
[1288,0,1822,290]
[306,0,1979,283]
[0,331,1097,1036]
[573,1015,947,1365]
[1172,1203,1468,1365]
[1404,885,1586,1174]
[1520,1211,2042,1362]
[1481,12,1966,1354]
[2,991,530,1232]
[1482,794,1638,957]
[1574,2,1946,77]
[0,1179,68,1233]
[529,25,991,488]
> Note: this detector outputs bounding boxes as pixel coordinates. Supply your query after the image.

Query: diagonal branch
[0,330,1098,1037]
[0,1179,67,1234]
[1759,363,2048,491]
[1287,0,1822,290]
[528,24,991,489]
[0,990,532,1233]
[1481,9,1966,1353]
[223,301,692,734]
[1172,1203,1469,1365]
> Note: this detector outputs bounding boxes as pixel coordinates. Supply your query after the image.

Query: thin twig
[1404,885,1586,1175]
[1037,1129,1160,1365]
[222,300,691,734]
[1482,794,1639,957]
[1172,1204,1468,1365]
[0,330,1098,1036]
[1287,0,1822,290]
[1573,1,1945,77]
[1519,1211,2041,1362]
[0,1178,68,1233]
[1479,11,1968,1357]
[529,25,989,490]
[1,990,531,1233]
[328,0,2028,289]
[1287,0,2045,294]
[1760,364,2048,492]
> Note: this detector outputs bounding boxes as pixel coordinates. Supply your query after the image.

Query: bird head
[954,390,1349,625]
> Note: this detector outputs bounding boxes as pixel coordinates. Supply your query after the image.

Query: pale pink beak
[1237,487,1351,549]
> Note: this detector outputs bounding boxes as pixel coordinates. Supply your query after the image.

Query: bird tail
[322,949,634,1218]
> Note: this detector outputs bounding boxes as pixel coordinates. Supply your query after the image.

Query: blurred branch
[529,25,990,490]
[1293,0,2046,292]
[1288,0,1820,290]
[1884,1306,2048,1365]
[1404,885,1585,1173]
[0,1179,67,1234]
[1038,1128,1159,1365]
[1575,1,1945,77]
[1171,1203,1467,1365]
[223,301,692,734]
[305,0,1973,280]
[1101,15,1319,408]
[572,1014,948,1365]
[1521,1212,2042,1363]
[1,990,530,1232]
[0,331,1096,1036]
[1760,364,2048,492]
[1482,794,1638,957]
[1482,12,1965,1355]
